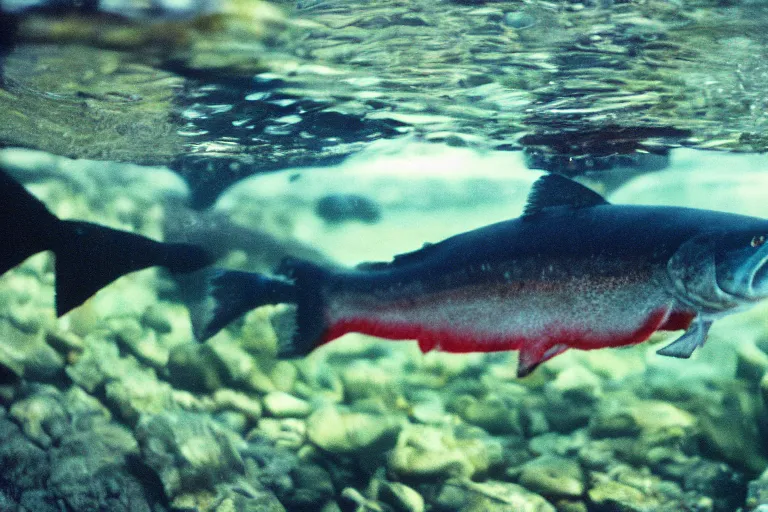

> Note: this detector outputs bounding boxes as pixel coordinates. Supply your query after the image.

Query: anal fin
[656,318,712,359]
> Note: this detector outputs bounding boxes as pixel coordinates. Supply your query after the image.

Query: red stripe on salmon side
[321,307,671,357]
[658,310,695,331]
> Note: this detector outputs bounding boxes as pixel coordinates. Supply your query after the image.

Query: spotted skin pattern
[322,261,690,375]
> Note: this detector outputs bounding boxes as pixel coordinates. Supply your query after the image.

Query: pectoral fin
[656,318,712,359]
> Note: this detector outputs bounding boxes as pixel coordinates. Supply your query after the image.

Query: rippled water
[3,0,768,202]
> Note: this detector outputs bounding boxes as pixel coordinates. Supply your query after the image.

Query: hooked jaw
[720,242,768,301]
[666,233,768,315]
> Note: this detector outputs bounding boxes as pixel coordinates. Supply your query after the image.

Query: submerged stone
[104,369,175,425]
[211,484,286,512]
[213,389,263,423]
[378,481,425,512]
[388,425,502,481]
[434,479,555,512]
[281,463,335,509]
[307,406,400,455]
[588,478,651,511]
[10,388,69,448]
[135,411,245,499]
[0,316,64,382]
[48,425,147,512]
[167,343,227,393]
[590,398,696,439]
[454,395,524,436]
[250,417,306,450]
[518,455,585,498]
[263,391,312,418]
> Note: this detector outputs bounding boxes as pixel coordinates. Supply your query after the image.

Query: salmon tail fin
[184,268,297,341]
[0,169,65,276]
[54,220,213,317]
[275,258,331,358]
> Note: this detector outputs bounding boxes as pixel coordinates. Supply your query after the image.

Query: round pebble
[263,391,312,418]
[307,407,400,454]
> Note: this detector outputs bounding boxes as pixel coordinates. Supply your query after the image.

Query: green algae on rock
[136,411,246,502]
[307,406,401,455]
[518,455,585,499]
[433,479,556,512]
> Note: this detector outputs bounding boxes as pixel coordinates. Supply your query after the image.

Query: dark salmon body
[0,168,212,316]
[196,175,768,376]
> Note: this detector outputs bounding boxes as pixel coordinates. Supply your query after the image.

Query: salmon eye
[751,235,766,248]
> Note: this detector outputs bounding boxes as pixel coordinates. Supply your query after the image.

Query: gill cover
[666,234,743,314]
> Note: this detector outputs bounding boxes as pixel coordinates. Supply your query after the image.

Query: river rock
[518,455,585,498]
[698,383,768,474]
[735,341,768,383]
[10,386,69,448]
[109,316,168,368]
[0,415,50,505]
[379,481,425,512]
[270,361,298,393]
[167,343,227,393]
[48,424,148,512]
[465,396,523,436]
[434,479,555,512]
[590,398,696,439]
[281,462,335,509]
[263,391,312,418]
[547,366,601,401]
[0,316,64,381]
[140,303,173,334]
[208,484,286,512]
[341,360,400,402]
[307,406,400,455]
[240,307,281,357]
[45,328,84,356]
[588,476,658,511]
[213,389,263,422]
[748,467,768,508]
[251,418,306,450]
[388,425,502,480]
[104,369,174,425]
[66,333,142,392]
[135,411,245,500]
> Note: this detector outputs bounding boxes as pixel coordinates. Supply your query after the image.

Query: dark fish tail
[275,258,332,357]
[0,169,63,275]
[189,268,297,341]
[54,220,212,316]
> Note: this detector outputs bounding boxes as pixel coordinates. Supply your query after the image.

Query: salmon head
[667,229,768,315]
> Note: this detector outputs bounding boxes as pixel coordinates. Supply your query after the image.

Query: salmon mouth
[752,259,768,296]
[721,244,768,301]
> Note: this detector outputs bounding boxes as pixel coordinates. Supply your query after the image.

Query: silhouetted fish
[163,203,332,271]
[0,168,212,315]
[190,175,768,377]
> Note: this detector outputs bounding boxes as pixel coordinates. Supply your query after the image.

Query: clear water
[1,1,768,511]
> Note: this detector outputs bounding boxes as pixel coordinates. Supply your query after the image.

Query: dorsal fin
[522,174,609,218]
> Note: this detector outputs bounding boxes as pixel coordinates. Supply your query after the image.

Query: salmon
[192,174,768,377]
[0,168,212,315]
